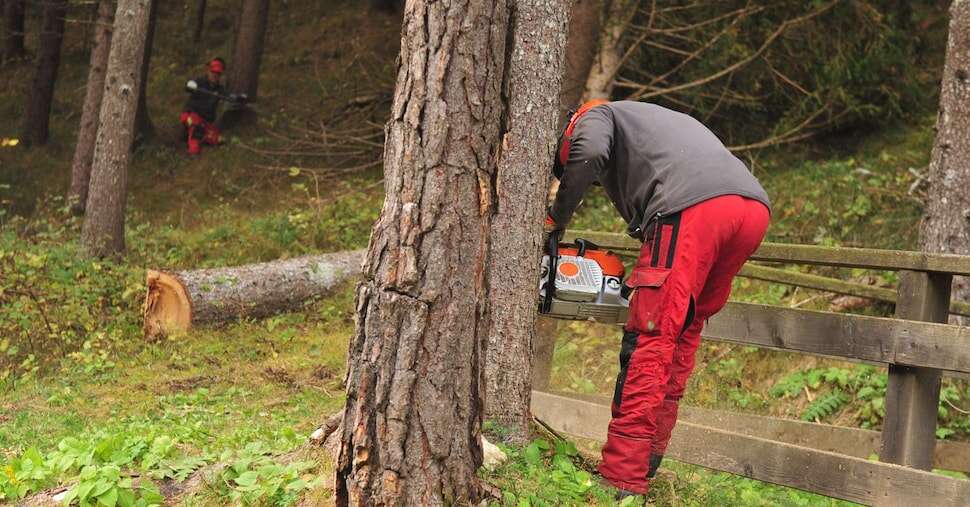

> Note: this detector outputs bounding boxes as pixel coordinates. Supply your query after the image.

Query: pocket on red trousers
[624,266,672,335]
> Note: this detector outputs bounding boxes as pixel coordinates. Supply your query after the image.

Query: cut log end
[144,270,192,340]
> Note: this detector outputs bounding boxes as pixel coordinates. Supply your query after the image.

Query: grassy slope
[1,1,967,506]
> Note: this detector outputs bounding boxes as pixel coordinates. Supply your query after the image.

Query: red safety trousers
[179,111,221,155]
[598,195,770,494]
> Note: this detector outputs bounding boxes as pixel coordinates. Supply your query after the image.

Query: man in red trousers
[180,57,227,156]
[545,100,771,497]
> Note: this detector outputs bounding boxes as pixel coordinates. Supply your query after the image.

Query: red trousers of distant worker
[180,111,220,155]
[598,195,770,494]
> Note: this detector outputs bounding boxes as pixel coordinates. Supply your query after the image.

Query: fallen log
[143,250,364,339]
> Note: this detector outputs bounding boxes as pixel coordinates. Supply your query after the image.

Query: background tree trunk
[133,0,157,146]
[3,0,25,62]
[80,0,152,258]
[484,0,568,443]
[920,0,970,325]
[192,0,206,43]
[19,0,67,147]
[560,0,603,111]
[335,1,510,504]
[143,250,363,340]
[68,0,115,214]
[583,0,635,101]
[228,0,269,98]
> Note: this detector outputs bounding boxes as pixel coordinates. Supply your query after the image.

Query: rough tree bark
[561,0,603,110]
[192,0,206,43]
[143,250,363,339]
[334,0,512,504]
[19,0,67,147]
[133,0,157,145]
[3,0,25,62]
[228,0,270,98]
[583,0,636,101]
[68,0,115,214]
[921,0,970,325]
[80,0,152,258]
[484,0,568,443]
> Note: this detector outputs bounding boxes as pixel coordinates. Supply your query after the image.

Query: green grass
[485,433,861,507]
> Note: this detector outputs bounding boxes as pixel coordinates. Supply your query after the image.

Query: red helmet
[208,58,225,74]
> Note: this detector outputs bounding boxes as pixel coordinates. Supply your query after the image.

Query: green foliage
[486,438,624,506]
[801,390,849,422]
[0,421,318,505]
[770,366,887,425]
[216,442,320,506]
[0,430,194,504]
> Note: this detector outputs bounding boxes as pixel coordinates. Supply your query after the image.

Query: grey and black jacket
[550,101,771,239]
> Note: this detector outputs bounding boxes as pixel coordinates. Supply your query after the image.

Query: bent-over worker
[546,100,771,497]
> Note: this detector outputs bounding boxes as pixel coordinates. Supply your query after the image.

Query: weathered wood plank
[705,302,970,373]
[564,230,970,276]
[532,391,970,506]
[738,264,970,318]
[538,391,970,474]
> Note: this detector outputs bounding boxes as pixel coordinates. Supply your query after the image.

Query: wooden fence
[532,230,970,506]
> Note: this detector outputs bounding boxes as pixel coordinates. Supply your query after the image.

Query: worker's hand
[543,214,559,233]
[186,80,198,91]
[544,213,564,242]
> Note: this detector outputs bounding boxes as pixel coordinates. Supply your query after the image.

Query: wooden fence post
[879,270,952,470]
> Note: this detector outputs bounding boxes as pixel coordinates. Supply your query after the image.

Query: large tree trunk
[3,0,25,62]
[143,250,363,339]
[921,0,970,325]
[560,0,603,111]
[133,0,157,146]
[583,0,635,101]
[19,0,67,147]
[192,0,206,43]
[228,0,269,98]
[483,0,568,443]
[68,0,115,214]
[335,1,511,504]
[80,0,153,258]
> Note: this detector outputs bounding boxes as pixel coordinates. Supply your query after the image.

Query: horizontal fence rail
[533,391,970,507]
[564,230,970,276]
[705,302,970,373]
[738,264,970,317]
[544,392,970,474]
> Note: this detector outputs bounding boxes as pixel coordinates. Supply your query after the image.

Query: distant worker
[180,57,244,156]
[545,100,771,498]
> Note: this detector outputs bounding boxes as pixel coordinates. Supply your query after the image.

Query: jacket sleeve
[549,107,613,227]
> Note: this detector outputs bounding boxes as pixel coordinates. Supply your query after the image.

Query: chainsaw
[538,234,629,324]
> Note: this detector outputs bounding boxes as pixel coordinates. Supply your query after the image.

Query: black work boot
[646,454,664,479]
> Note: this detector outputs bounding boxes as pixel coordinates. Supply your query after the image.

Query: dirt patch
[311,364,339,382]
[263,367,297,389]
[166,375,216,392]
